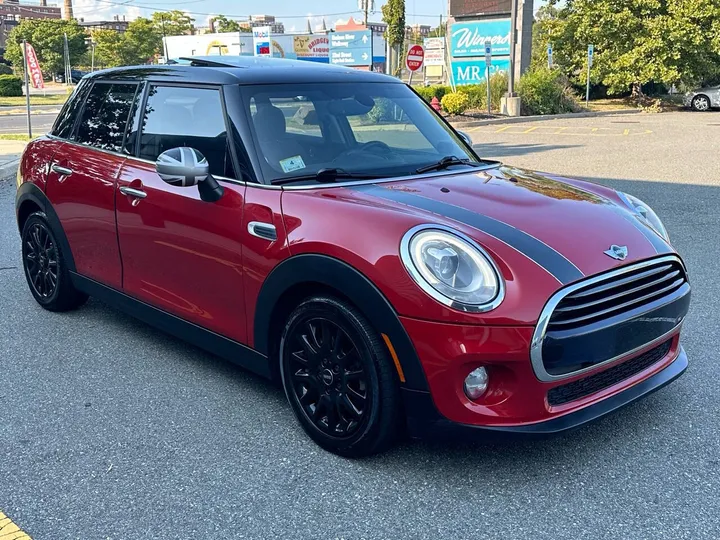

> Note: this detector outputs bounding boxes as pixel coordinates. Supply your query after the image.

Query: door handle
[51,164,73,176]
[119,186,148,199]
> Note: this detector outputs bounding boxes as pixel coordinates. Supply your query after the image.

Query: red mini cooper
[15,57,690,457]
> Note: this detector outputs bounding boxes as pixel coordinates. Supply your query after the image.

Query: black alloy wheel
[280,296,402,457]
[23,220,59,299]
[287,316,369,438]
[21,212,88,311]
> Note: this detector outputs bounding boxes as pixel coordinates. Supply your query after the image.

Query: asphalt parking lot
[1,111,719,539]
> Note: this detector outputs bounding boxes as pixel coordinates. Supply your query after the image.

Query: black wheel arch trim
[254,254,430,392]
[15,182,77,273]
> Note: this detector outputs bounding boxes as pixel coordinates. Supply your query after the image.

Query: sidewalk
[0,139,27,179]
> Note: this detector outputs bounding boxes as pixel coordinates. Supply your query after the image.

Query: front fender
[253,253,429,392]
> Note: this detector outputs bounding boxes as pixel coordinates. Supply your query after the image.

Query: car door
[46,80,141,289]
[116,84,249,343]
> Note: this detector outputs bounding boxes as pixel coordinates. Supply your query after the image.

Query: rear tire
[21,212,88,312]
[279,296,402,457]
[692,95,711,112]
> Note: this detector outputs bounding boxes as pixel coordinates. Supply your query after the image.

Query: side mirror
[156,147,224,202]
[457,130,473,147]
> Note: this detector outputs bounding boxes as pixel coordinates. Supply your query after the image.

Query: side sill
[71,272,272,379]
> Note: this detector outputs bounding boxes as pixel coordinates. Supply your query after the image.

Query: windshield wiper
[271,168,385,185]
[415,156,482,174]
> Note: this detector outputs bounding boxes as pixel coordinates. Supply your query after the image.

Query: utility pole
[160,14,168,63]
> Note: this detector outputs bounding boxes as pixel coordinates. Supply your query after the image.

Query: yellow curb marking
[477,125,653,137]
[0,511,32,539]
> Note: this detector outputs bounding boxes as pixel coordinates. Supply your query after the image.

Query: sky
[70,0,474,30]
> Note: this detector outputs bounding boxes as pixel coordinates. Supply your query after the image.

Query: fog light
[464,367,489,400]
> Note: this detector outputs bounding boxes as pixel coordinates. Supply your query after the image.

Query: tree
[92,29,122,68]
[5,19,87,75]
[152,10,195,37]
[214,15,240,33]
[123,17,163,63]
[92,18,161,68]
[428,25,446,38]
[547,0,720,94]
[381,0,405,74]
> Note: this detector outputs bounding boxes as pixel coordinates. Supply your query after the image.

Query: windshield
[240,82,478,184]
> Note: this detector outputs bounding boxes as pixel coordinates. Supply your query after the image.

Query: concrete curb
[0,158,20,180]
[449,108,642,128]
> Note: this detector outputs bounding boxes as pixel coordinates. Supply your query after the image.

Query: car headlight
[616,192,670,242]
[400,225,504,312]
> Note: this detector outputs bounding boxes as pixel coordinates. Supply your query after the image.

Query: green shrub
[455,73,508,111]
[0,74,23,97]
[414,85,451,103]
[517,68,580,115]
[441,92,470,115]
[457,84,485,109]
[0,64,13,75]
[488,71,509,110]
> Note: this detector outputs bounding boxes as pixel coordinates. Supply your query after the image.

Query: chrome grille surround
[531,255,688,383]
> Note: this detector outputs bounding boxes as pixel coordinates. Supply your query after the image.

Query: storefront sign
[451,58,510,85]
[450,19,511,57]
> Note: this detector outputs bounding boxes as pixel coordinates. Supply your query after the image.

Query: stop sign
[406,44,425,72]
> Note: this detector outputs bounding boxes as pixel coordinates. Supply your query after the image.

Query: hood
[351,165,673,286]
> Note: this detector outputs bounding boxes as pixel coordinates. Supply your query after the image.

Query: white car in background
[685,85,720,111]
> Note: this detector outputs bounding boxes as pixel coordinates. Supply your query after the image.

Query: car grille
[547,339,673,406]
[547,259,688,331]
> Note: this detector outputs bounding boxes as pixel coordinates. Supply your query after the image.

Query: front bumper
[398,315,687,439]
[403,347,687,439]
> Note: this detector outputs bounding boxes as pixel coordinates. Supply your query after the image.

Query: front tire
[692,94,711,112]
[279,296,402,457]
[21,212,88,312]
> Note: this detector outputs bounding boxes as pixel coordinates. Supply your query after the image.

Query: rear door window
[136,85,235,179]
[74,82,140,152]
[52,79,92,139]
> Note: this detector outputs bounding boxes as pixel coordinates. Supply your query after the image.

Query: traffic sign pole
[548,43,553,69]
[586,44,594,106]
[405,44,425,85]
[485,40,492,116]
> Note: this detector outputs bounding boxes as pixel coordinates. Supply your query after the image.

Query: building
[79,14,129,33]
[248,15,284,34]
[406,23,431,40]
[0,0,62,50]
[366,21,386,35]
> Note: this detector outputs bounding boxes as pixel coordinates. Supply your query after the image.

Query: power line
[73,0,443,21]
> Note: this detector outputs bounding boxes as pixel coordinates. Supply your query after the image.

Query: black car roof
[85,56,402,86]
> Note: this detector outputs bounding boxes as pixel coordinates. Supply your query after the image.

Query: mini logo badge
[604,245,628,260]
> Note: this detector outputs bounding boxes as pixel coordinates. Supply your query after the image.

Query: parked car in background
[685,85,720,111]
[54,69,86,84]
[16,57,691,457]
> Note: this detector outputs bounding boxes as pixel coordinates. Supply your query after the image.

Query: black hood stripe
[353,184,585,285]
[608,206,673,255]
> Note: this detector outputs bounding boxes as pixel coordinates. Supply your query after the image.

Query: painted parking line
[467,125,653,136]
[0,511,32,539]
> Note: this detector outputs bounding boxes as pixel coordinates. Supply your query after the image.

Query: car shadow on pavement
[472,142,582,158]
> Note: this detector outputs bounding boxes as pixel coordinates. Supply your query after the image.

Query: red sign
[25,43,44,90]
[406,44,425,72]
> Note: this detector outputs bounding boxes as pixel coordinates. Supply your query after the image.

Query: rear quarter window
[74,82,140,152]
[52,80,92,139]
